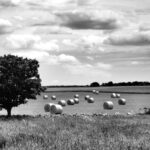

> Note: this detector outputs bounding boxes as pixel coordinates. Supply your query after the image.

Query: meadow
[0,115,150,149]
[0,86,150,116]
[0,86,150,149]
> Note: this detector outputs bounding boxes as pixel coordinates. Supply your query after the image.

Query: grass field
[0,114,150,150]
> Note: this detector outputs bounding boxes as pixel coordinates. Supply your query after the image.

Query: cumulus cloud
[5,34,60,52]
[12,50,49,61]
[55,10,122,30]
[33,40,60,52]
[64,62,112,77]
[131,61,139,65]
[34,26,72,34]
[0,0,16,7]
[12,50,79,65]
[0,18,12,34]
[6,34,40,49]
[104,31,150,46]
[47,54,79,65]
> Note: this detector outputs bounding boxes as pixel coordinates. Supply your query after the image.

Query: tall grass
[0,115,150,149]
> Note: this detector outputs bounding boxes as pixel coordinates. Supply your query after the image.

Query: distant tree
[0,55,44,117]
[90,82,100,87]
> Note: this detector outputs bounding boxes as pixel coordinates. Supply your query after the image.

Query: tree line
[90,81,150,87]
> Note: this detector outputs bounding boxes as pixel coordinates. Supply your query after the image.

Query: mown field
[0,86,150,116]
[46,86,150,94]
[0,115,150,150]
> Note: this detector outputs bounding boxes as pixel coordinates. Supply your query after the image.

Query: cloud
[139,24,150,31]
[131,61,139,65]
[33,40,60,52]
[5,34,60,52]
[34,26,72,34]
[55,10,122,30]
[26,0,75,9]
[104,31,150,46]
[0,18,13,34]
[47,54,79,65]
[12,50,79,65]
[12,50,49,61]
[64,62,112,77]
[6,34,41,49]
[0,0,16,7]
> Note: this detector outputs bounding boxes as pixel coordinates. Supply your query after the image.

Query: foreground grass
[0,114,150,150]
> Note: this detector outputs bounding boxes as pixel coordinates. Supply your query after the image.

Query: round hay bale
[85,95,90,101]
[58,100,66,107]
[116,93,121,98]
[51,95,56,100]
[51,104,63,114]
[87,97,94,103]
[44,103,54,112]
[103,101,114,110]
[43,94,48,99]
[67,99,75,105]
[74,98,79,104]
[111,93,116,98]
[92,90,96,93]
[74,94,79,98]
[118,98,126,105]
[95,91,99,94]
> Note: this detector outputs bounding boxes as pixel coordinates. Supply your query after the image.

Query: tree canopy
[0,54,44,116]
[90,82,100,87]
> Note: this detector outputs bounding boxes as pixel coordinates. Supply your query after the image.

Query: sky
[0,0,150,85]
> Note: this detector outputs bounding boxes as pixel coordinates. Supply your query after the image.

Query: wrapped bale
[43,94,48,99]
[51,95,56,100]
[51,104,63,114]
[67,99,75,105]
[58,100,66,107]
[74,94,79,98]
[116,93,121,98]
[44,103,55,112]
[111,93,116,98]
[87,97,94,103]
[103,101,114,110]
[85,95,90,101]
[118,98,126,105]
[74,98,79,104]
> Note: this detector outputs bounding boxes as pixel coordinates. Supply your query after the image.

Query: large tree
[0,55,44,117]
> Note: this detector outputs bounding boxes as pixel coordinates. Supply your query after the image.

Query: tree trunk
[6,107,12,117]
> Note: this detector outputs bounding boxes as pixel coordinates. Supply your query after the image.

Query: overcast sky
[0,0,150,85]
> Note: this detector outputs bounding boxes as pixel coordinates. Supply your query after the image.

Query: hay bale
[51,104,63,114]
[43,94,48,99]
[51,95,56,100]
[85,95,90,101]
[95,91,99,94]
[44,103,55,112]
[92,90,96,93]
[118,98,126,105]
[74,98,79,104]
[87,97,94,103]
[58,100,66,107]
[116,93,121,98]
[111,93,116,98]
[103,101,114,110]
[74,94,79,98]
[67,99,75,105]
